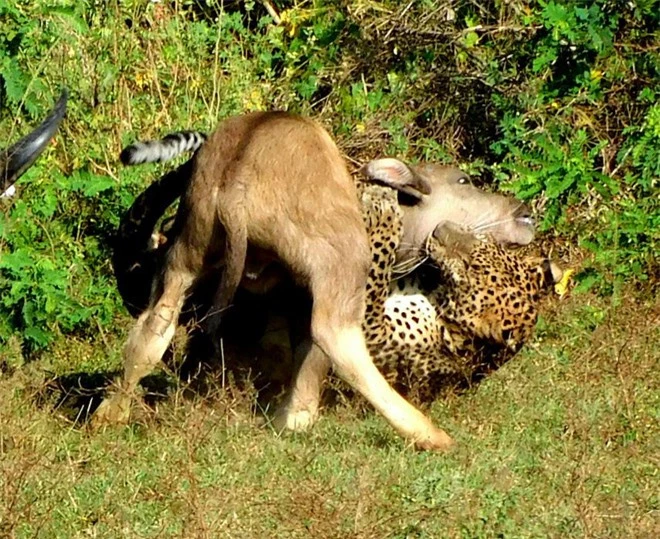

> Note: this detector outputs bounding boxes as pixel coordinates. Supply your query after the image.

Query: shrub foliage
[0,0,658,351]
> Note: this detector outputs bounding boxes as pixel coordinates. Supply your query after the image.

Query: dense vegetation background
[0,2,658,536]
[0,0,657,353]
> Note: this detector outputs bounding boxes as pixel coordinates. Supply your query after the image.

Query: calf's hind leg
[312,318,454,450]
[281,243,454,451]
[273,340,331,432]
[92,242,198,426]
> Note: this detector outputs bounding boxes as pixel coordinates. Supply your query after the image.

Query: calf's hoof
[414,428,456,452]
[271,405,319,433]
[90,392,133,428]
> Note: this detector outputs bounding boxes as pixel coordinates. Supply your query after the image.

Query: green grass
[1,2,658,537]
[1,291,657,538]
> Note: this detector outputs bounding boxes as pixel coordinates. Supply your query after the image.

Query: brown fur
[93,112,453,451]
[113,153,537,319]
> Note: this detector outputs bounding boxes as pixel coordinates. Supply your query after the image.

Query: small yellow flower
[243,88,265,110]
[554,268,575,298]
[135,72,148,89]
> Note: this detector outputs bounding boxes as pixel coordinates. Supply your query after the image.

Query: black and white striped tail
[120,131,207,166]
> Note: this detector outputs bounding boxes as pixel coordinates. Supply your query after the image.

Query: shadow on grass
[34,370,174,425]
[32,339,292,427]
[32,346,507,429]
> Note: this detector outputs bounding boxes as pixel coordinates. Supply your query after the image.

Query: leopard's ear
[542,259,563,286]
[431,221,478,257]
[528,257,563,289]
[360,158,431,200]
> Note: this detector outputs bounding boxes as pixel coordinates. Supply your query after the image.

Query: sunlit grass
[1,291,657,538]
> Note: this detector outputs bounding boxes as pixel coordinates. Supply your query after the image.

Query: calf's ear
[360,158,431,200]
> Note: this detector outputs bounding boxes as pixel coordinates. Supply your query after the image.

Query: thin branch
[260,0,281,25]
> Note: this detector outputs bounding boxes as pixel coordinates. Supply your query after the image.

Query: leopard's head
[423,222,562,351]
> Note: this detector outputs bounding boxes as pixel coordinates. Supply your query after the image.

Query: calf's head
[360,158,535,269]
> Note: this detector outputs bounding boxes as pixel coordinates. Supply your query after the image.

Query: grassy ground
[1,289,657,538]
[1,3,658,537]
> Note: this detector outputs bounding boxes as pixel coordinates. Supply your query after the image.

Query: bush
[0,0,657,351]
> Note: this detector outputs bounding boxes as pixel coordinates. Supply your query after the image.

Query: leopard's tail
[120,131,207,165]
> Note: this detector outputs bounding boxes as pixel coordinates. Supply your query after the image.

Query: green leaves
[485,0,658,290]
[541,1,615,54]
[495,98,658,290]
[1,56,27,105]
[45,5,89,34]
[0,0,657,353]
[463,31,479,49]
[0,156,129,350]
[65,170,117,198]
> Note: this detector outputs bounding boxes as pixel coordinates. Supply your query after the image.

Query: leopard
[358,180,562,402]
